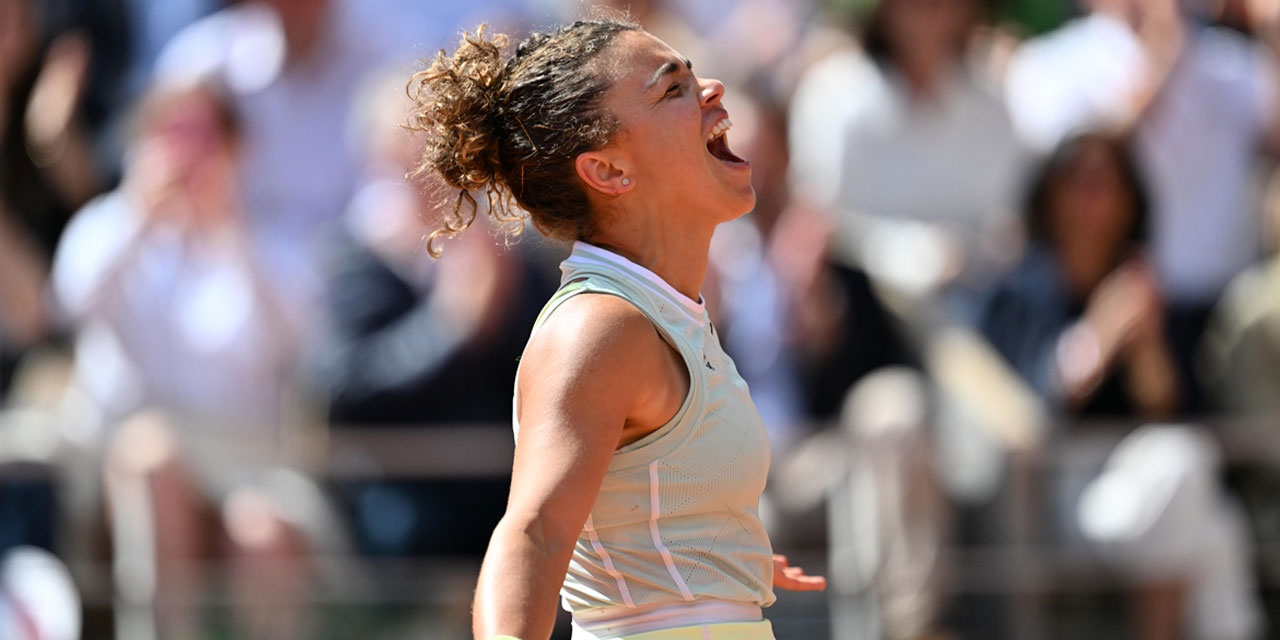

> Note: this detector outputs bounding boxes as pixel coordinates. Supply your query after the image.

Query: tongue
[707,135,746,164]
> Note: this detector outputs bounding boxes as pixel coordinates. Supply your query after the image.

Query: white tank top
[513,241,776,619]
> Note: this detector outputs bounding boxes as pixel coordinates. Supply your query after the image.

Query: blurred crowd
[1,0,1280,638]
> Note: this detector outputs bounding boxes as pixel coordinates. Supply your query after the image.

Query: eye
[664,82,683,98]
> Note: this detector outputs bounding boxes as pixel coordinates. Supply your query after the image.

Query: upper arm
[503,293,671,551]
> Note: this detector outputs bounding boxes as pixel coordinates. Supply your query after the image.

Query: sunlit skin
[472,31,822,640]
[579,31,755,300]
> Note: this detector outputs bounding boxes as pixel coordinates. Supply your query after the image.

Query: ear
[575,150,634,197]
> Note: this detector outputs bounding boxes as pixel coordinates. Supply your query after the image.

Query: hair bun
[407,16,639,257]
[408,25,509,194]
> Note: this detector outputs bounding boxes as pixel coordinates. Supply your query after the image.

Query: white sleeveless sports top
[513,241,776,619]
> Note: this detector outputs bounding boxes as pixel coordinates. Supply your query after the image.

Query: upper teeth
[708,118,732,143]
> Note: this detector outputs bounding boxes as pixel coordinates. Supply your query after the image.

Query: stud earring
[622,178,631,186]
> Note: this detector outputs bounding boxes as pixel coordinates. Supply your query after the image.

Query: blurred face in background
[132,86,241,223]
[1045,137,1139,279]
[879,0,978,67]
[143,88,236,180]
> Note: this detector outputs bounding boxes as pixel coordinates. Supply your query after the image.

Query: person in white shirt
[54,82,298,432]
[790,0,1030,309]
[153,0,384,337]
[53,81,318,640]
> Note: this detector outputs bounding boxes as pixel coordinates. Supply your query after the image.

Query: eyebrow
[646,57,693,90]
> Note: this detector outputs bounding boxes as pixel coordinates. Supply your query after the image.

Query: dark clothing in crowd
[316,232,554,425]
[800,263,916,419]
[0,472,56,555]
[316,230,555,556]
[980,248,1180,418]
[1,66,75,260]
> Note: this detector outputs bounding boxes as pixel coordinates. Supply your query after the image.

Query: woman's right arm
[473,294,674,640]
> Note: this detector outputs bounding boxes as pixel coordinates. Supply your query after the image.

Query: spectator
[1004,0,1153,153]
[981,132,1262,640]
[154,0,387,336]
[980,133,1177,418]
[1139,0,1280,414]
[1007,0,1280,411]
[52,81,324,639]
[791,0,1029,310]
[1199,166,1280,414]
[312,70,554,557]
[317,69,554,428]
[0,0,113,394]
[0,0,120,607]
[53,82,300,431]
[712,84,912,435]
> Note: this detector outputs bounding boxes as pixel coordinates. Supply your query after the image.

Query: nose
[698,78,725,107]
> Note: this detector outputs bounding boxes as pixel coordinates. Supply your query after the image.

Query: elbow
[494,510,580,560]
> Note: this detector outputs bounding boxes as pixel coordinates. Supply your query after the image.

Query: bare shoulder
[520,292,665,392]
[503,293,672,554]
[517,292,687,450]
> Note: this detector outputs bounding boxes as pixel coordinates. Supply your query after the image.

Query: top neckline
[567,241,707,318]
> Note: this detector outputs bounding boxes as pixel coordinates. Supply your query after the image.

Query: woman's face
[147,90,235,175]
[1047,139,1135,260]
[882,0,976,65]
[130,88,240,219]
[596,31,755,225]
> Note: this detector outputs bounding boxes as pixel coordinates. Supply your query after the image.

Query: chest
[593,325,772,528]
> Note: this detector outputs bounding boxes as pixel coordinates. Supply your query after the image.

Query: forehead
[604,30,687,89]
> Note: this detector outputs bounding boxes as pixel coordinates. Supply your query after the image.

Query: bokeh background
[2,0,1280,638]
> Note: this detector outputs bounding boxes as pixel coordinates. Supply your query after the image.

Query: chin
[717,185,757,221]
[736,187,758,217]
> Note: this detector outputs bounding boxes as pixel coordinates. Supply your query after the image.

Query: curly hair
[407,18,640,256]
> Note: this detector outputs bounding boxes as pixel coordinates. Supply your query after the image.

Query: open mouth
[706,118,748,165]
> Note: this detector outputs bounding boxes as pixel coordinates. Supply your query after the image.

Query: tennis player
[408,16,826,640]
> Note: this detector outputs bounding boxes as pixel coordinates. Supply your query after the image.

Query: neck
[589,212,715,302]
